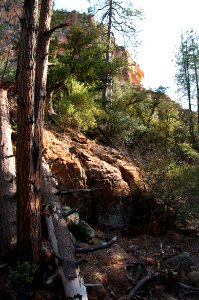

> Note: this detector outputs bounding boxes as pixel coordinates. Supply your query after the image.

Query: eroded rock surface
[43,129,148,227]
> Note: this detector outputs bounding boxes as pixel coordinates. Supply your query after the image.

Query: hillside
[40,127,199,300]
[1,1,199,299]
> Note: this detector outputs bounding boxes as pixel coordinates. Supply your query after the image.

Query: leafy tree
[58,78,102,131]
[90,0,143,109]
[175,30,199,143]
[47,11,124,115]
[189,33,199,129]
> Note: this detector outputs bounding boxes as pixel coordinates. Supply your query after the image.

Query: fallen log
[75,236,117,254]
[42,161,88,299]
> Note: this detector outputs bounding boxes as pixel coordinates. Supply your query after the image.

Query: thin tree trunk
[183,42,194,144]
[16,0,40,266]
[0,85,16,257]
[46,91,56,115]
[192,51,199,131]
[102,0,113,110]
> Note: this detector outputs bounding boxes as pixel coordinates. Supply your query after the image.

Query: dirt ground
[1,226,199,300]
[77,226,199,300]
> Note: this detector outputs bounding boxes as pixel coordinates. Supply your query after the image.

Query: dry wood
[55,187,103,195]
[127,272,155,300]
[75,236,117,254]
[42,161,88,299]
[179,282,199,291]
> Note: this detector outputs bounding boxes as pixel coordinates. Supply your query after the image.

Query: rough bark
[32,2,54,263]
[0,86,16,257]
[16,0,40,265]
[42,161,88,299]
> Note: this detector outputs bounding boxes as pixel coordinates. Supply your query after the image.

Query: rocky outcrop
[43,129,148,228]
[115,46,144,86]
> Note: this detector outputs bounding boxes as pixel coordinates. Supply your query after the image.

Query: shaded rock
[69,220,95,242]
[187,271,199,287]
[163,252,191,270]
[62,206,79,225]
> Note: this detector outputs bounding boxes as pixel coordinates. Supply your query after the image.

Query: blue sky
[54,0,199,105]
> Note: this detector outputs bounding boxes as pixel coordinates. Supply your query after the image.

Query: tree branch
[55,187,104,195]
[127,272,155,300]
[75,236,117,254]
[47,22,69,36]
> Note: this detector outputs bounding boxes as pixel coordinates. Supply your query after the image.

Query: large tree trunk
[16,0,40,265]
[32,1,53,250]
[42,161,88,299]
[0,85,16,257]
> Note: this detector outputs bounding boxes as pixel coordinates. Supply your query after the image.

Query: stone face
[69,220,95,242]
[187,271,199,287]
[43,129,148,228]
[114,46,144,86]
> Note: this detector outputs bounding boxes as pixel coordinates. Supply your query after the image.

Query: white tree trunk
[0,87,16,257]
[42,161,88,299]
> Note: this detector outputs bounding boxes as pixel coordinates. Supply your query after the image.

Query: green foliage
[48,16,124,91]
[175,142,199,163]
[0,56,16,81]
[166,162,199,225]
[9,261,35,289]
[58,78,103,131]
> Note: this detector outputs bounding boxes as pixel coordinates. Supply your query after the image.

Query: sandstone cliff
[43,128,148,228]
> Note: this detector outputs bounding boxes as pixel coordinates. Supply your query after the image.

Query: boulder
[43,129,148,228]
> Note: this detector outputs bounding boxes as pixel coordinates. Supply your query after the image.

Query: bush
[58,78,102,131]
[9,261,35,289]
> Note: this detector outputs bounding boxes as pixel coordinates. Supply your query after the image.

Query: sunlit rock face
[0,5,144,86]
[114,46,144,86]
[43,129,149,228]
[0,1,22,58]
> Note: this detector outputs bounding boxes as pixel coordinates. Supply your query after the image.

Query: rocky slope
[43,128,149,228]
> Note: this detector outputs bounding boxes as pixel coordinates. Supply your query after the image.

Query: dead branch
[47,23,69,35]
[127,272,155,300]
[55,187,103,195]
[179,282,199,292]
[0,263,8,269]
[75,236,117,254]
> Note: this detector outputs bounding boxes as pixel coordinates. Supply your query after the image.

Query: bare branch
[128,272,155,300]
[75,236,117,254]
[47,22,69,36]
[55,187,104,195]
[179,283,199,292]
